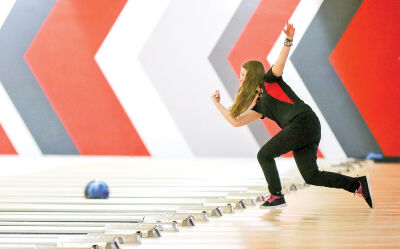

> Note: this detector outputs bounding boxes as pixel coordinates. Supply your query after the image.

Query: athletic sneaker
[260,194,287,209]
[354,175,374,208]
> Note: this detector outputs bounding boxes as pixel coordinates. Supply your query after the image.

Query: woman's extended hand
[283,21,295,39]
[211,90,221,104]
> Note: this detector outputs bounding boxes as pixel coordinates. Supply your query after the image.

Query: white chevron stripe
[95,0,193,157]
[138,0,260,156]
[0,82,42,156]
[0,0,15,30]
[267,0,347,158]
[0,0,41,156]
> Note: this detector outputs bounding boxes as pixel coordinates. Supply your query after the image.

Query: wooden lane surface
[0,212,199,224]
[131,163,400,249]
[0,158,362,248]
[0,197,258,206]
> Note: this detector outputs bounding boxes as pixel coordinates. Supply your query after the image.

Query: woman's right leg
[293,142,359,193]
[293,142,374,208]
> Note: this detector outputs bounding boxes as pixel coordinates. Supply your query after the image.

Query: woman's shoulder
[263,66,283,83]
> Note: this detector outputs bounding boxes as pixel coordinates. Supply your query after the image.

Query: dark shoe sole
[366,174,374,208]
[259,203,287,209]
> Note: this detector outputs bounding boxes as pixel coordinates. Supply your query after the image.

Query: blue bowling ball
[85,179,109,199]
[366,152,383,160]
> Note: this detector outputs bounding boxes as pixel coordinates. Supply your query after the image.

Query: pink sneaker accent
[264,194,281,203]
[354,181,365,198]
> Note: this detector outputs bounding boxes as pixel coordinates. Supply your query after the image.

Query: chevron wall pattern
[0,0,399,158]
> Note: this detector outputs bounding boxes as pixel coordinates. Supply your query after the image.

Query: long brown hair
[230,60,265,118]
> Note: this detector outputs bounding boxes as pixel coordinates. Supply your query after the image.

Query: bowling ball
[85,179,109,199]
[366,152,383,160]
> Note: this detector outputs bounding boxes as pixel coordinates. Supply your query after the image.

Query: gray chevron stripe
[208,0,270,146]
[0,0,78,154]
[138,0,260,156]
[291,0,382,157]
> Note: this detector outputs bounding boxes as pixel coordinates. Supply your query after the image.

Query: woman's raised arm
[272,21,295,77]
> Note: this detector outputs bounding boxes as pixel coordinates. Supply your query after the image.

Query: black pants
[257,111,358,195]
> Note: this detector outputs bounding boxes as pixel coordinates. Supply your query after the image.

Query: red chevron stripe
[228,0,312,157]
[25,0,149,155]
[330,0,400,156]
[0,124,17,155]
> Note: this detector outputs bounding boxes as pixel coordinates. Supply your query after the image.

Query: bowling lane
[0,156,366,248]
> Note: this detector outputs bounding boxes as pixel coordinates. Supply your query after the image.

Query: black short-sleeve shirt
[251,67,312,128]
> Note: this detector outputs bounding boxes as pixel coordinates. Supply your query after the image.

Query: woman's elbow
[229,120,238,127]
[231,121,244,127]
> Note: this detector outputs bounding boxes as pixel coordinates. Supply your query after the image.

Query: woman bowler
[211,22,373,209]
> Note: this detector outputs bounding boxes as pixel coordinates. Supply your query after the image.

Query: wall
[0,0,398,158]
